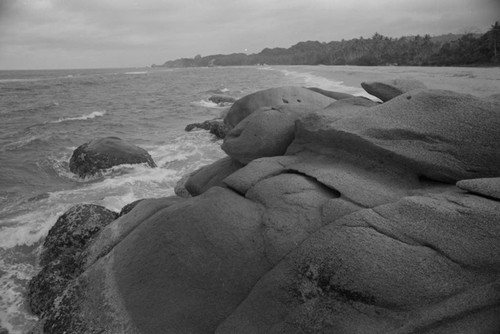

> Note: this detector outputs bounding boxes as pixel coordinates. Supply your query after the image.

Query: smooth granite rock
[216,190,500,334]
[222,107,298,164]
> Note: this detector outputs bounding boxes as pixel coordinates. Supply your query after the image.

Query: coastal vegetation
[158,21,500,67]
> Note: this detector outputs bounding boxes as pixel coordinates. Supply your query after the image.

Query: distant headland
[154,21,499,68]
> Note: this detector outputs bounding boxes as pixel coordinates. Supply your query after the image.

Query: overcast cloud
[0,0,498,69]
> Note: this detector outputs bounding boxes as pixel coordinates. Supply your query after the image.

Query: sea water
[0,65,366,333]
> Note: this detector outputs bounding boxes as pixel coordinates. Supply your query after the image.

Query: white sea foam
[278,68,374,98]
[191,99,220,108]
[0,257,39,334]
[124,71,148,75]
[51,110,106,123]
[1,136,41,151]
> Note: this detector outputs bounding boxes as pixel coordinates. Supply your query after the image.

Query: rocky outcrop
[30,85,500,333]
[224,86,335,128]
[361,78,427,101]
[69,137,156,178]
[185,119,230,139]
[222,97,377,165]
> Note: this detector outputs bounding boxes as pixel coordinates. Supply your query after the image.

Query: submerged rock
[69,137,156,178]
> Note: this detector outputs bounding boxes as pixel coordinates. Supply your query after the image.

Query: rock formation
[185,119,230,139]
[30,84,500,333]
[224,86,335,128]
[69,136,156,178]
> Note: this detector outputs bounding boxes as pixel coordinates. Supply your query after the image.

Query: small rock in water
[208,95,236,106]
[69,136,156,178]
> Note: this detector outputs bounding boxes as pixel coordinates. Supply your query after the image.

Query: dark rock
[224,86,334,128]
[208,95,236,105]
[39,204,118,266]
[185,119,229,139]
[29,204,117,317]
[69,137,156,178]
[361,79,427,102]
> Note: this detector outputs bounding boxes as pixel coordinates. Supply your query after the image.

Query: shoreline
[272,65,500,97]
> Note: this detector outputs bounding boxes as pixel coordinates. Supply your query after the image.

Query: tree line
[157,22,500,68]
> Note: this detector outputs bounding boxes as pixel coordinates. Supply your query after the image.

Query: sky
[0,0,498,70]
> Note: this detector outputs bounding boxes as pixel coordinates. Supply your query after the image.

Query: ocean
[0,65,368,333]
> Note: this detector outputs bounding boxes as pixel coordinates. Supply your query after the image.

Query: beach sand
[288,65,500,97]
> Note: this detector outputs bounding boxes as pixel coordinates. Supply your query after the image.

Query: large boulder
[69,137,156,178]
[361,78,427,102]
[29,204,117,316]
[222,107,298,164]
[224,86,334,128]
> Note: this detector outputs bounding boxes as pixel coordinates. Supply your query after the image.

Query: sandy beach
[285,65,500,97]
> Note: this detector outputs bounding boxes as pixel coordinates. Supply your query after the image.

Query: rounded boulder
[69,137,156,178]
[224,86,334,128]
[222,107,298,164]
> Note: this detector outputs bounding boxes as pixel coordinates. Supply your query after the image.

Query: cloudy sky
[0,0,498,69]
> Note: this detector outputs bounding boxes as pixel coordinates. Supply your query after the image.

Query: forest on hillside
[158,22,500,68]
